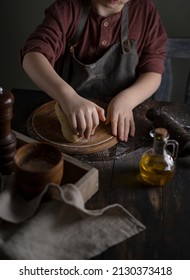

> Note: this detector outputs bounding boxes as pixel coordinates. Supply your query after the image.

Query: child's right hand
[60,94,106,139]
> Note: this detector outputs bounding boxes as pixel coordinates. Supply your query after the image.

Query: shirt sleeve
[20,1,81,70]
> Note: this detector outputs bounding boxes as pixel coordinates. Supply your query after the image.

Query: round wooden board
[27,101,118,154]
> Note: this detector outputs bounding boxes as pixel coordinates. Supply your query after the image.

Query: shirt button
[101,40,107,46]
[103,21,109,27]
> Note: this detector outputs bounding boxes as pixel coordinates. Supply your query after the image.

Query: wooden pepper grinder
[0,87,17,175]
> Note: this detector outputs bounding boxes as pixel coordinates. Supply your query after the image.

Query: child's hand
[60,95,105,139]
[106,94,135,142]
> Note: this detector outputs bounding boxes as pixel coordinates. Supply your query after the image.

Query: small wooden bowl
[13,142,64,200]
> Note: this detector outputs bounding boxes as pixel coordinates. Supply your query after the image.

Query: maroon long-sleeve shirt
[20,0,167,76]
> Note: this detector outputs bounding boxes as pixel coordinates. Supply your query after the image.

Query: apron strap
[69,0,90,48]
[121,4,131,53]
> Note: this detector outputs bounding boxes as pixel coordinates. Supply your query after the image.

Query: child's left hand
[105,93,135,142]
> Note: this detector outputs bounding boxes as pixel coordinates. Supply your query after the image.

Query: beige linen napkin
[0,174,145,260]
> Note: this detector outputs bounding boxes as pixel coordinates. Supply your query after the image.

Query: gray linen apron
[62,2,139,101]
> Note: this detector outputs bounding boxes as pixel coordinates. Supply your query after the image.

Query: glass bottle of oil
[140,127,179,186]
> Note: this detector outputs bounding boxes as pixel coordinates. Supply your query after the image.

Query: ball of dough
[55,102,81,143]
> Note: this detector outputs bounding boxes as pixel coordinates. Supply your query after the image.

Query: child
[20,0,167,141]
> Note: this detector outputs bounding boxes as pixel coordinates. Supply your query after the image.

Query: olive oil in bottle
[140,128,179,187]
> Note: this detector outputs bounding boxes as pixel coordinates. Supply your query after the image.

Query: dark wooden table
[11,88,190,260]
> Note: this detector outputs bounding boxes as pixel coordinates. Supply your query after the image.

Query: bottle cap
[150,127,169,140]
